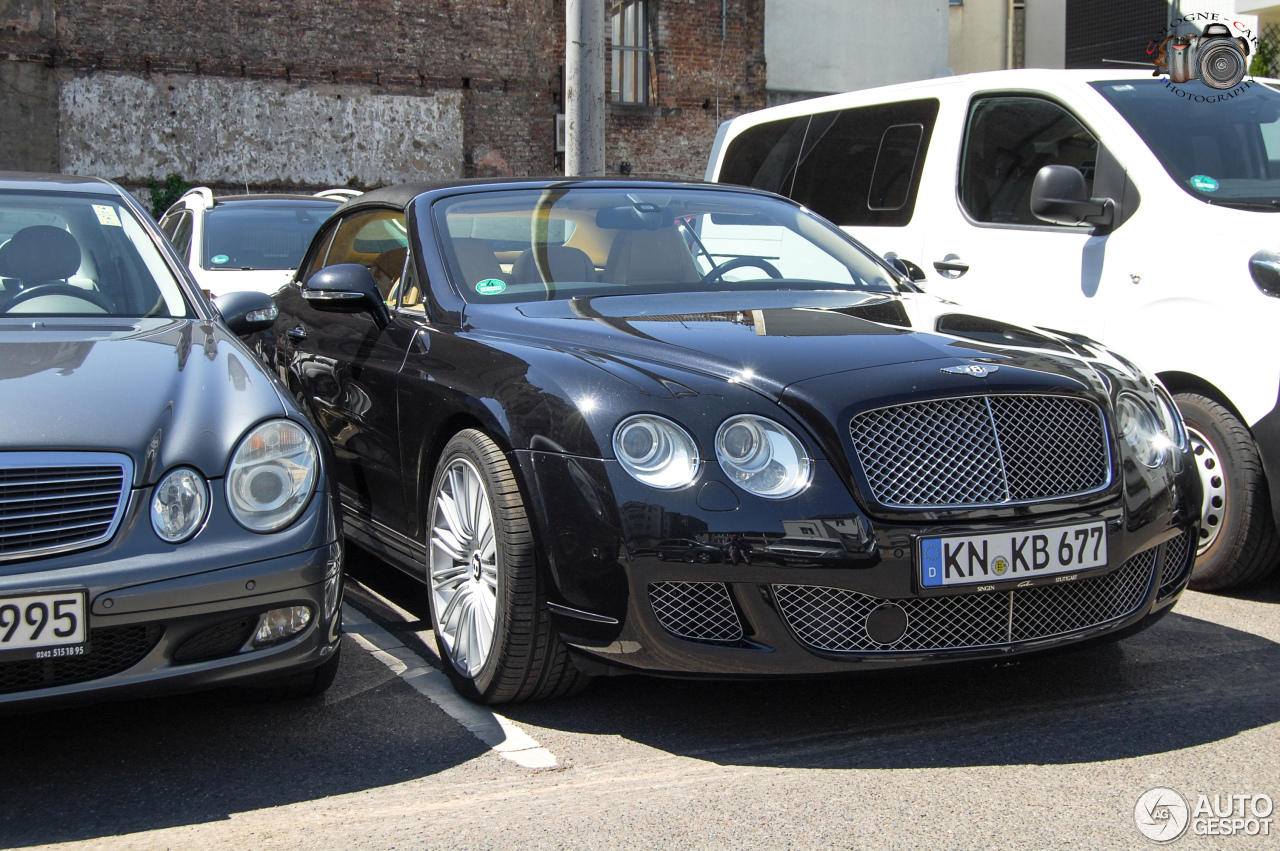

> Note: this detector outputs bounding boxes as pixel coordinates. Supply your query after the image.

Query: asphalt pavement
[3,545,1278,850]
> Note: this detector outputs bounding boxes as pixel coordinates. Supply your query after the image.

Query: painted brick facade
[0,0,765,187]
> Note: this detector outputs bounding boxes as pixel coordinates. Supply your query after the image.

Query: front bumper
[0,540,343,711]
[517,448,1199,677]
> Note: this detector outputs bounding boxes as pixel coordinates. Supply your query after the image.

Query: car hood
[472,291,1094,400]
[0,318,287,485]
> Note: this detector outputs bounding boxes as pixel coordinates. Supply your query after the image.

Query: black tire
[239,643,342,701]
[426,429,590,704]
[1176,393,1280,590]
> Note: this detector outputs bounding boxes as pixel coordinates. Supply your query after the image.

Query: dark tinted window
[201,199,337,271]
[959,96,1098,226]
[719,99,939,227]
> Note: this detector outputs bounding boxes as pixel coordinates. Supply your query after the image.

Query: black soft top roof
[335,176,717,215]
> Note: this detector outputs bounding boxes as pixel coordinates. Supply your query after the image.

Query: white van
[706,69,1280,590]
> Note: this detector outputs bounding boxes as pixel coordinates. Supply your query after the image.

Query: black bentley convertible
[258,179,1200,704]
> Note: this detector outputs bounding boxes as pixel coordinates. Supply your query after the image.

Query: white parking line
[341,604,559,770]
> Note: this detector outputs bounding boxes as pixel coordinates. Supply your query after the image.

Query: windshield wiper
[1204,199,1280,211]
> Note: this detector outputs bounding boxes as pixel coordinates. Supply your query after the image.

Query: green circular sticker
[211,254,230,265]
[475,278,507,295]
[1190,174,1219,192]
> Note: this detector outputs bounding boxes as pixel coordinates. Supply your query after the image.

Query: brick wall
[0,0,765,186]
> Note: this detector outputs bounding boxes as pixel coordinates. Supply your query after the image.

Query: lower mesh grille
[774,545,1159,653]
[649,581,743,644]
[0,625,163,695]
[173,616,257,664]
[1158,531,1195,599]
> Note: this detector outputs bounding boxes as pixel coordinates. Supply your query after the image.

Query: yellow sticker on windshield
[92,204,122,227]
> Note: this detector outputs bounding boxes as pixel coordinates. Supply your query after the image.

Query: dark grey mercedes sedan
[0,173,342,708]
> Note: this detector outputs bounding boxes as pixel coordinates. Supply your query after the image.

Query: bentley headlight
[715,415,811,498]
[1117,393,1169,468]
[1153,385,1188,449]
[613,415,700,489]
[227,419,319,532]
[151,467,208,542]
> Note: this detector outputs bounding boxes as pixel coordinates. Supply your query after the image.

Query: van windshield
[1092,78,1280,209]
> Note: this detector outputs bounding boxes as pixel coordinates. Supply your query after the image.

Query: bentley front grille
[773,544,1158,653]
[649,581,744,644]
[849,395,1110,508]
[0,453,132,562]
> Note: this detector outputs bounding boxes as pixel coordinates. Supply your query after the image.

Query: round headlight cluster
[1153,385,1188,450]
[1117,393,1172,468]
[715,415,811,498]
[151,467,208,543]
[227,419,319,532]
[613,415,700,489]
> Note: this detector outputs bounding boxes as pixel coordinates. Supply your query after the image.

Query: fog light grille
[1157,531,1195,600]
[648,582,743,644]
[774,544,1158,653]
[0,624,162,695]
[173,617,257,664]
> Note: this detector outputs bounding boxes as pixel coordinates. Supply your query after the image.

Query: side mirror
[214,290,278,336]
[1030,165,1115,231]
[302,263,390,329]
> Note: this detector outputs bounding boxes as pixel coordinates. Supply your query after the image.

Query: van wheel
[1175,393,1280,590]
[426,429,590,704]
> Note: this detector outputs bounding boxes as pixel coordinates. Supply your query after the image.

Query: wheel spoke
[431,530,467,564]
[436,489,469,546]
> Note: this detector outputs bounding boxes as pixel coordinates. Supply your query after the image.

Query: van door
[715,99,942,277]
[919,95,1117,339]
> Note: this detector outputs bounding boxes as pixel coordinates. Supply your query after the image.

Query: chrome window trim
[0,451,134,563]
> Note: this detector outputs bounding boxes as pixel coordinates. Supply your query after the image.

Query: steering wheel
[1,284,113,313]
[699,256,783,285]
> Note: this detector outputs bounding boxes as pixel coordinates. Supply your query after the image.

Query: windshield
[430,187,900,304]
[202,200,337,270]
[0,191,190,318]
[1092,79,1280,209]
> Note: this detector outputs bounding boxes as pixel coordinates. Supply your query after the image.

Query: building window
[611,0,650,104]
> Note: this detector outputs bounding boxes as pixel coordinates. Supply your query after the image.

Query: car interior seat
[371,246,408,302]
[602,228,701,287]
[450,237,505,288]
[0,226,83,293]
[509,246,597,286]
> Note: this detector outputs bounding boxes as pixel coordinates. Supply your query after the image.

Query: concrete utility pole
[565,0,605,177]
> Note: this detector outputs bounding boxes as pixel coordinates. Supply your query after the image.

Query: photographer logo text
[1135,788,1273,842]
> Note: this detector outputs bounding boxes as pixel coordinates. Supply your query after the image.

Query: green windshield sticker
[475,278,507,295]
[1190,174,1219,192]
[211,254,230,265]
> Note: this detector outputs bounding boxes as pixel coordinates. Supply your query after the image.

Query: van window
[959,96,1098,226]
[718,99,939,227]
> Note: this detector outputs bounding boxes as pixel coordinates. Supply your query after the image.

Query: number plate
[0,591,88,660]
[920,521,1107,589]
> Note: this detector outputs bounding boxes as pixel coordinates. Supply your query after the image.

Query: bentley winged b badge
[941,364,999,378]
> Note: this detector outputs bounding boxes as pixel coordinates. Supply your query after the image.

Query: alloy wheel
[429,457,499,677]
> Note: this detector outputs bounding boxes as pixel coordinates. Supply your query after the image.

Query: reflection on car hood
[0,318,286,485]
[476,291,1089,399]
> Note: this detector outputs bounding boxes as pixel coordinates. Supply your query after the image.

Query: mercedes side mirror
[1030,165,1115,231]
[303,263,390,329]
[213,290,278,336]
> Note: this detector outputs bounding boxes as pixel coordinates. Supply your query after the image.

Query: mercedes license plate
[920,521,1107,589]
[0,590,88,660]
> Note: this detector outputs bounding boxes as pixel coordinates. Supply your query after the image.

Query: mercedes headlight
[1116,393,1169,468]
[613,415,700,489]
[151,467,208,542]
[715,415,811,498]
[227,419,319,532]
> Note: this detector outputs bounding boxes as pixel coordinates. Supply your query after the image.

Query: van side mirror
[213,290,278,336]
[302,264,390,329]
[1030,165,1115,231]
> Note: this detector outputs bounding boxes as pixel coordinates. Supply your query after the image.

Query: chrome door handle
[285,327,307,341]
